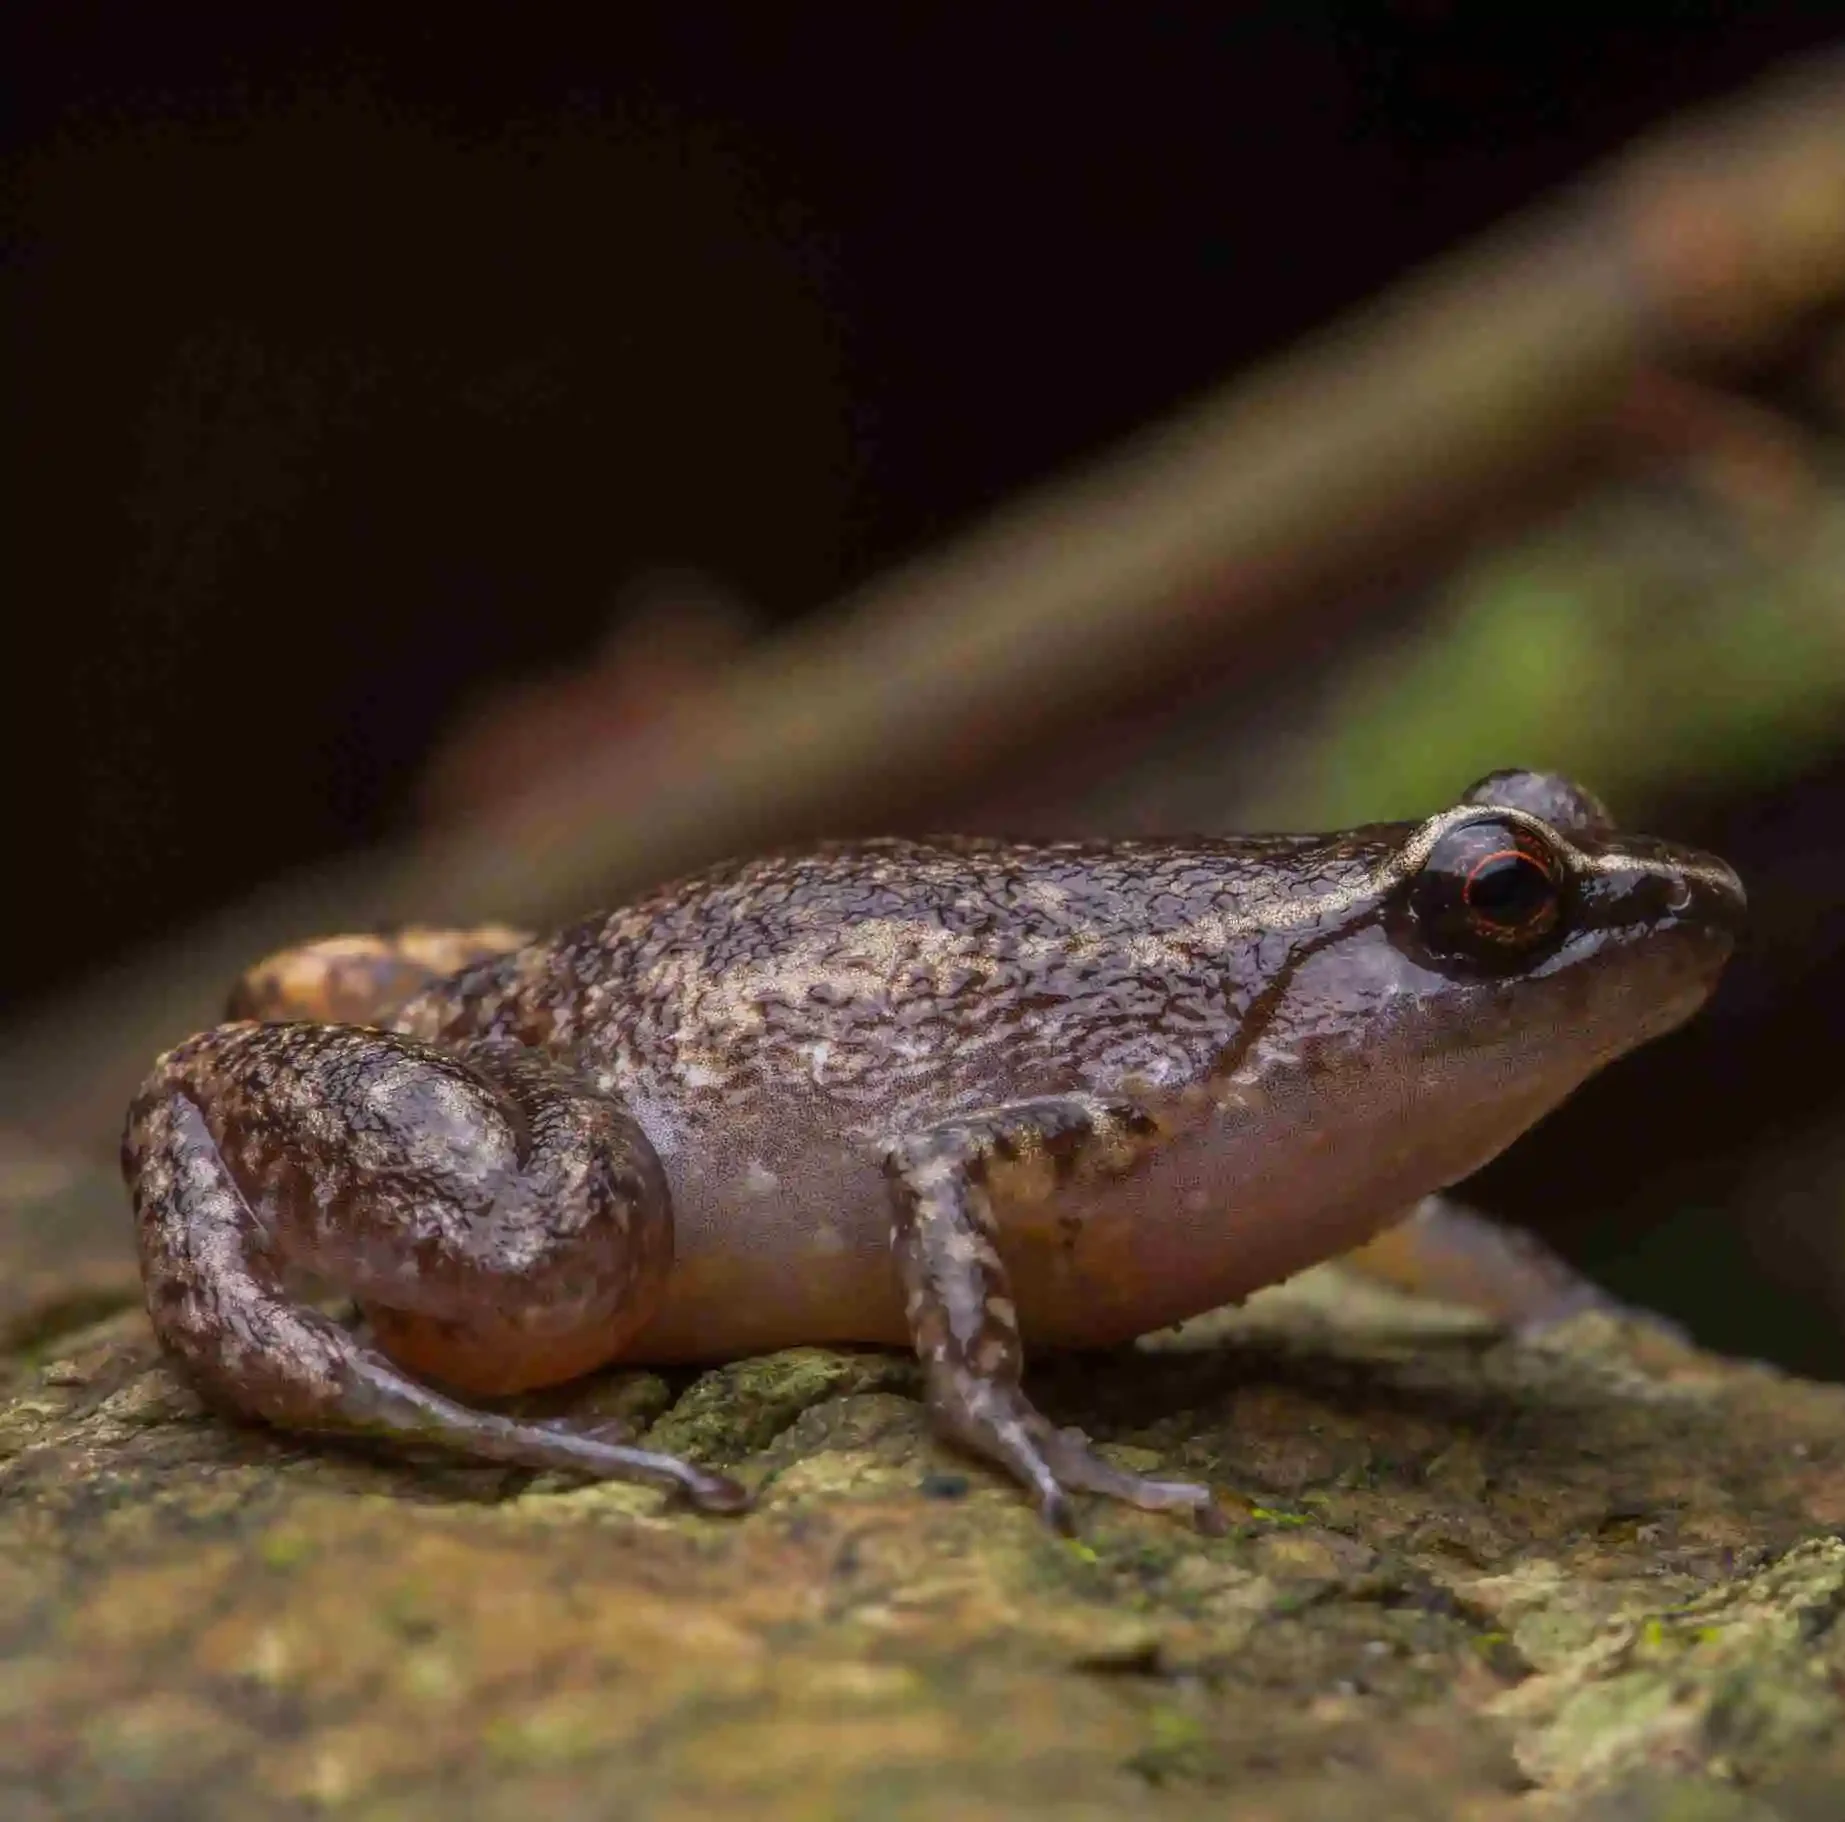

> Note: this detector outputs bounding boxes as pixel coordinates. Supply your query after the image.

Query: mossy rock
[5,1161,1845,1818]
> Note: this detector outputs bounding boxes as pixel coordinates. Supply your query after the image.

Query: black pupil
[1466,852,1551,926]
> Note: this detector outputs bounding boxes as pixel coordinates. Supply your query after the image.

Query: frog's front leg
[885,1097,1224,1534]
[1343,1196,1689,1341]
[121,1022,747,1511]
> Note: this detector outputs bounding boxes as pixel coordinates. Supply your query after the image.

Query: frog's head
[1239,769,1744,1197]
[1380,767,1743,1034]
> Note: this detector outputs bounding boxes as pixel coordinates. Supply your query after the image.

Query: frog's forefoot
[886,1096,1226,1532]
[1043,1424,1228,1535]
[928,1372,1221,1532]
[1345,1197,1692,1346]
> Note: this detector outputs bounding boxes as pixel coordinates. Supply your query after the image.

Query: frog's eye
[1405,817,1566,969]
[1462,845,1557,933]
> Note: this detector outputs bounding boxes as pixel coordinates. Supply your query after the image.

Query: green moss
[1509,1541,1845,1790]
[480,1704,608,1769]
[1124,1701,1219,1787]
[644,1347,917,1464]
[378,1581,445,1641]
[256,1529,315,1572]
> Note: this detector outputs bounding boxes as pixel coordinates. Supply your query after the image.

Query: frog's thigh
[225,925,532,1024]
[133,1027,673,1384]
[1341,1195,1673,1335]
[884,1096,1222,1533]
[124,1024,747,1509]
[293,1033,673,1395]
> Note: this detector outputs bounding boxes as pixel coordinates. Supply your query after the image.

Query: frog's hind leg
[225,925,533,1025]
[121,1023,746,1510]
[885,1097,1224,1534]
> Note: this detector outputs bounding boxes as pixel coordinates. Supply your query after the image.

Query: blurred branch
[12,52,1845,1155]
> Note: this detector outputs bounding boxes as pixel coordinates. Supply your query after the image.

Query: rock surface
[5,1154,1845,1820]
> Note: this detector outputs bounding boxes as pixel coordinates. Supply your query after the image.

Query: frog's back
[521,834,1371,1117]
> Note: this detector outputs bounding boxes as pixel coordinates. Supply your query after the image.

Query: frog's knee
[226,926,531,1024]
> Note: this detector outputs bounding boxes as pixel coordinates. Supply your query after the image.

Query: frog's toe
[924,1376,1218,1531]
[677,1469,753,1515]
[445,1409,750,1513]
[571,1437,750,1513]
[1038,1424,1222,1529]
[532,1412,637,1446]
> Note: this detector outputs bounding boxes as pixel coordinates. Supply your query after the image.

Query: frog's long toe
[636,1452,753,1514]
[533,1411,637,1446]
[930,1379,1219,1532]
[1039,1423,1224,1532]
[435,1408,745,1512]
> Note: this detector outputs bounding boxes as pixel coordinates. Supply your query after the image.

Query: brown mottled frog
[121,770,1743,1530]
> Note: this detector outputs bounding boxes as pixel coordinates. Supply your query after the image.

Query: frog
[120,769,1744,1531]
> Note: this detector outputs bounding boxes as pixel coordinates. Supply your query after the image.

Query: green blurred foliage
[1255,488,1845,828]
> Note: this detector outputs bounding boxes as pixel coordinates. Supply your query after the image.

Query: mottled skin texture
[122,772,1744,1529]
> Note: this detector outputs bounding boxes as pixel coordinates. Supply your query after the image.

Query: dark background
[6,3,1839,1014]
